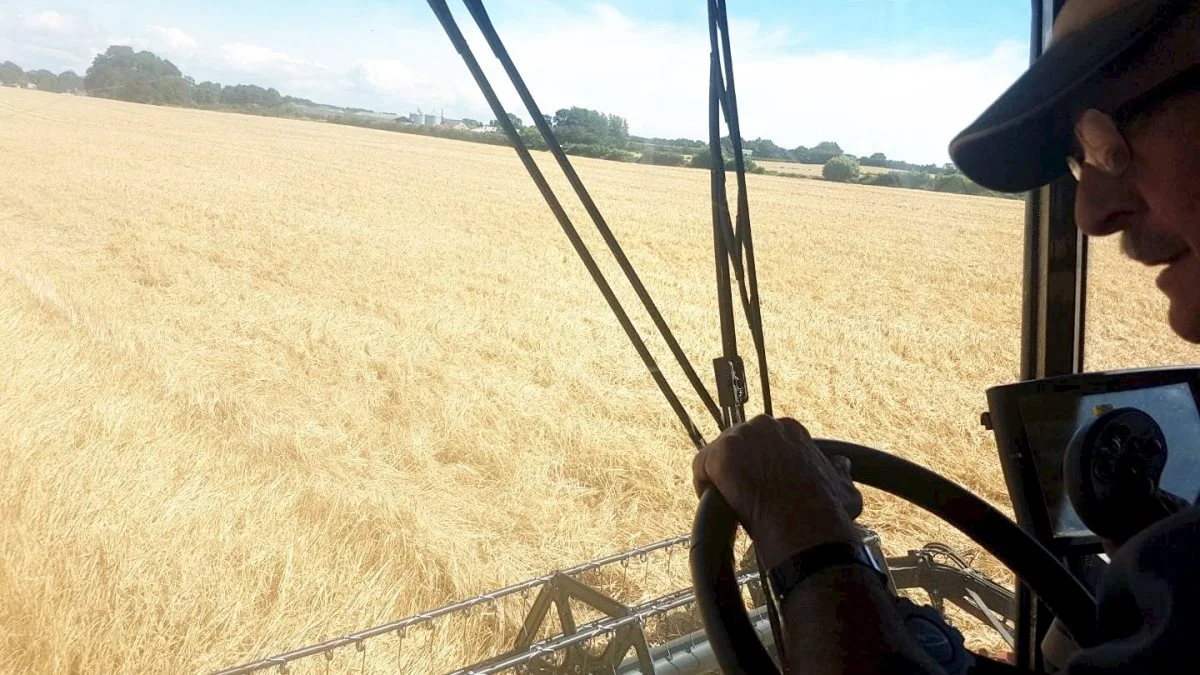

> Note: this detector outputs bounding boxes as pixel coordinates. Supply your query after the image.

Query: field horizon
[1,86,1194,673]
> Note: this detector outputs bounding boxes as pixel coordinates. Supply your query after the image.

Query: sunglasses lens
[1074,109,1131,178]
[1067,154,1083,181]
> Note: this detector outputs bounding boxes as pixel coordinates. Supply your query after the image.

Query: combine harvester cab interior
[213,1,1200,673]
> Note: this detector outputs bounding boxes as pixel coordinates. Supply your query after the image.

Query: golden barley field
[0,87,1194,673]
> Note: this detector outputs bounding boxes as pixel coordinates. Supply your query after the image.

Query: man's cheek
[1166,294,1200,343]
[1157,255,1200,342]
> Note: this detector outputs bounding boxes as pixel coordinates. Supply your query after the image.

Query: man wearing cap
[693,0,1200,672]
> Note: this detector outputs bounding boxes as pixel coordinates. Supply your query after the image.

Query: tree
[689,150,720,170]
[822,155,860,182]
[489,113,524,128]
[744,137,785,159]
[788,141,844,164]
[0,61,24,86]
[25,69,58,91]
[553,106,607,144]
[606,113,629,147]
[862,152,888,167]
[192,81,221,106]
[157,75,192,104]
[638,150,685,167]
[84,46,190,103]
[461,118,481,129]
[933,172,990,196]
[552,106,629,147]
[56,70,83,92]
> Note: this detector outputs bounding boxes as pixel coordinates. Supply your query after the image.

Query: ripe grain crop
[0,87,1192,672]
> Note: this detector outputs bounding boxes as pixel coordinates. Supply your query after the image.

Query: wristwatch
[767,541,890,604]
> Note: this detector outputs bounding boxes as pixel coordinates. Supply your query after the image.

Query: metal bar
[706,3,785,668]
[445,573,759,675]
[213,535,688,674]
[707,0,744,429]
[551,572,631,619]
[626,619,657,675]
[714,0,772,417]
[447,588,695,675]
[1020,0,1085,383]
[617,606,776,675]
[966,587,1016,649]
[460,0,725,430]
[426,0,707,449]
[514,584,555,651]
[1018,0,1084,668]
[554,584,578,636]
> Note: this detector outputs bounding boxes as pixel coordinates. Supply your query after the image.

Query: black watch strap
[767,541,890,604]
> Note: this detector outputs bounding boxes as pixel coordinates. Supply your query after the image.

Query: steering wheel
[690,439,1099,674]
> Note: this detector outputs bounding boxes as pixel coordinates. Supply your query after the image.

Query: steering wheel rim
[690,439,1098,675]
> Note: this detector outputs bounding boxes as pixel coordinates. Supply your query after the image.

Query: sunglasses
[1067,66,1200,181]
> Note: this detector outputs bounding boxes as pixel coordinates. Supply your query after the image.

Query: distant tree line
[77,46,317,115]
[3,47,325,118]
[0,60,83,92]
[637,134,1009,198]
[4,46,1012,199]
[811,154,1017,200]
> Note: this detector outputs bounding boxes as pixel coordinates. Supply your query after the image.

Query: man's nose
[1074,164,1141,237]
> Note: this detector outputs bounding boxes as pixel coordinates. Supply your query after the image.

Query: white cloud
[347,59,418,93]
[25,10,72,33]
[1,9,98,72]
[146,25,197,54]
[453,5,1028,164]
[0,2,1028,163]
[220,42,322,76]
[344,58,480,110]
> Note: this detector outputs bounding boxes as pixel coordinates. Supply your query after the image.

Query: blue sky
[0,1,1031,163]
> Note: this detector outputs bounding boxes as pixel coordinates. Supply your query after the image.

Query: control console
[986,367,1200,551]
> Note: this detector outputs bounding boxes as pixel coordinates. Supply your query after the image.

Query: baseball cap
[949,0,1200,193]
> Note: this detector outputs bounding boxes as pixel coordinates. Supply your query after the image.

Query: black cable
[714,0,773,416]
[427,0,706,449]
[706,1,785,668]
[708,10,743,429]
[459,0,724,430]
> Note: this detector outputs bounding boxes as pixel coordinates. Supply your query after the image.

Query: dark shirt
[1065,505,1200,672]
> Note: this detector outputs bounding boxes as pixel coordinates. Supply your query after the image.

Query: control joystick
[1064,407,1188,545]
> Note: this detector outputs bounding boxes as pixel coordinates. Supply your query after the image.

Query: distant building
[23,82,36,90]
[423,114,438,126]
[472,126,499,134]
[742,149,754,157]
[440,117,468,131]
[409,112,421,124]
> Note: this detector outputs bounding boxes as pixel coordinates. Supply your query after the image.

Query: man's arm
[777,566,944,675]
[693,416,944,675]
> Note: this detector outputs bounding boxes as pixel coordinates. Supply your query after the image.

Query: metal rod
[214,535,688,674]
[460,0,724,429]
[715,0,772,417]
[708,0,743,429]
[426,0,706,449]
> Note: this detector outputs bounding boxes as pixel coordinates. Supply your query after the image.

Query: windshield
[1088,236,1199,370]
[1,2,1134,672]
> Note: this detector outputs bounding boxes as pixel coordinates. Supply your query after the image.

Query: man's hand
[692,415,863,569]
